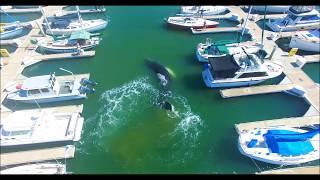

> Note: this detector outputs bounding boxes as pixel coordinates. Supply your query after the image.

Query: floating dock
[0,145,75,167]
[22,51,96,67]
[66,8,106,14]
[235,115,319,134]
[0,7,41,14]
[257,166,320,174]
[191,27,245,34]
[220,84,294,98]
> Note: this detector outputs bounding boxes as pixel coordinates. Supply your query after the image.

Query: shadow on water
[181,73,207,91]
[275,37,320,56]
[184,53,200,66]
[1,98,85,111]
[255,19,273,31]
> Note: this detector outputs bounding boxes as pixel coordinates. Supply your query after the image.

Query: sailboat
[42,6,108,36]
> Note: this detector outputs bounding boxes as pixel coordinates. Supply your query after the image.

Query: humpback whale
[144,59,174,112]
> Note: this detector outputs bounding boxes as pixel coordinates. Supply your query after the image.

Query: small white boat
[38,30,100,53]
[0,163,66,174]
[44,19,108,36]
[165,16,219,29]
[6,73,96,103]
[267,6,320,32]
[0,21,30,40]
[196,39,267,63]
[0,6,12,10]
[202,49,282,88]
[179,6,228,16]
[0,6,41,14]
[251,6,290,13]
[0,110,84,147]
[289,29,320,52]
[238,127,320,165]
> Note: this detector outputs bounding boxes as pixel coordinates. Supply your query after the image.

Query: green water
[20,6,314,174]
[303,63,320,84]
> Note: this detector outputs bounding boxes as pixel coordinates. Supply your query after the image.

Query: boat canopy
[264,129,318,156]
[69,30,91,40]
[208,55,240,78]
[289,6,314,14]
[21,74,54,90]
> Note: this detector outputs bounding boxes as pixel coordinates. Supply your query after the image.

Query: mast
[239,6,252,43]
[40,7,54,36]
[76,6,83,25]
[261,6,267,46]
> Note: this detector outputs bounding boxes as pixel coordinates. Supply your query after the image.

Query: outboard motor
[80,78,98,86]
[79,86,95,94]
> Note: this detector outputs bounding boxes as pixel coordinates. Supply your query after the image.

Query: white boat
[196,39,267,63]
[289,29,320,52]
[238,127,320,165]
[38,30,100,53]
[165,16,219,29]
[44,19,108,36]
[6,73,96,103]
[0,6,41,14]
[202,49,283,88]
[0,21,31,40]
[251,6,290,13]
[0,163,66,174]
[0,110,84,147]
[0,6,12,10]
[179,6,228,16]
[267,6,320,32]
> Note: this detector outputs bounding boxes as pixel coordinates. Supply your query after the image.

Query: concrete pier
[0,145,75,167]
[257,166,320,174]
[191,27,244,34]
[235,115,319,134]
[220,84,294,98]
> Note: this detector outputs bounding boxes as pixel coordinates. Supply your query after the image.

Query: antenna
[59,68,75,81]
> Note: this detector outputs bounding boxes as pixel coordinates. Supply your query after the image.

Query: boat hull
[289,36,320,52]
[46,20,108,36]
[39,43,97,53]
[1,163,66,174]
[6,94,86,104]
[202,69,265,88]
[267,21,320,32]
[252,6,290,13]
[0,27,24,40]
[167,22,218,30]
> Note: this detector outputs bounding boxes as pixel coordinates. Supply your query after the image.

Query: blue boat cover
[264,129,319,156]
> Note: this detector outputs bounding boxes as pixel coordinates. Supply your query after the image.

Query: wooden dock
[0,145,75,167]
[220,84,294,98]
[191,27,244,34]
[22,51,96,67]
[66,8,106,14]
[0,40,18,46]
[235,116,320,134]
[257,166,320,174]
[0,7,41,14]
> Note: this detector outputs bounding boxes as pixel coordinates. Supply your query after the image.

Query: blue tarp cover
[264,129,318,156]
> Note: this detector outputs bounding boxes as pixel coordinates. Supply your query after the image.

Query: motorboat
[0,21,31,40]
[43,18,108,36]
[202,49,282,88]
[289,29,320,52]
[38,30,100,53]
[6,73,96,103]
[165,16,219,29]
[0,110,84,147]
[238,127,320,165]
[0,163,66,174]
[251,6,290,13]
[196,39,267,62]
[267,6,320,32]
[179,6,228,16]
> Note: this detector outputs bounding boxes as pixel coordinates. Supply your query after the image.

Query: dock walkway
[220,84,294,98]
[257,166,320,174]
[0,145,75,167]
[235,115,319,134]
